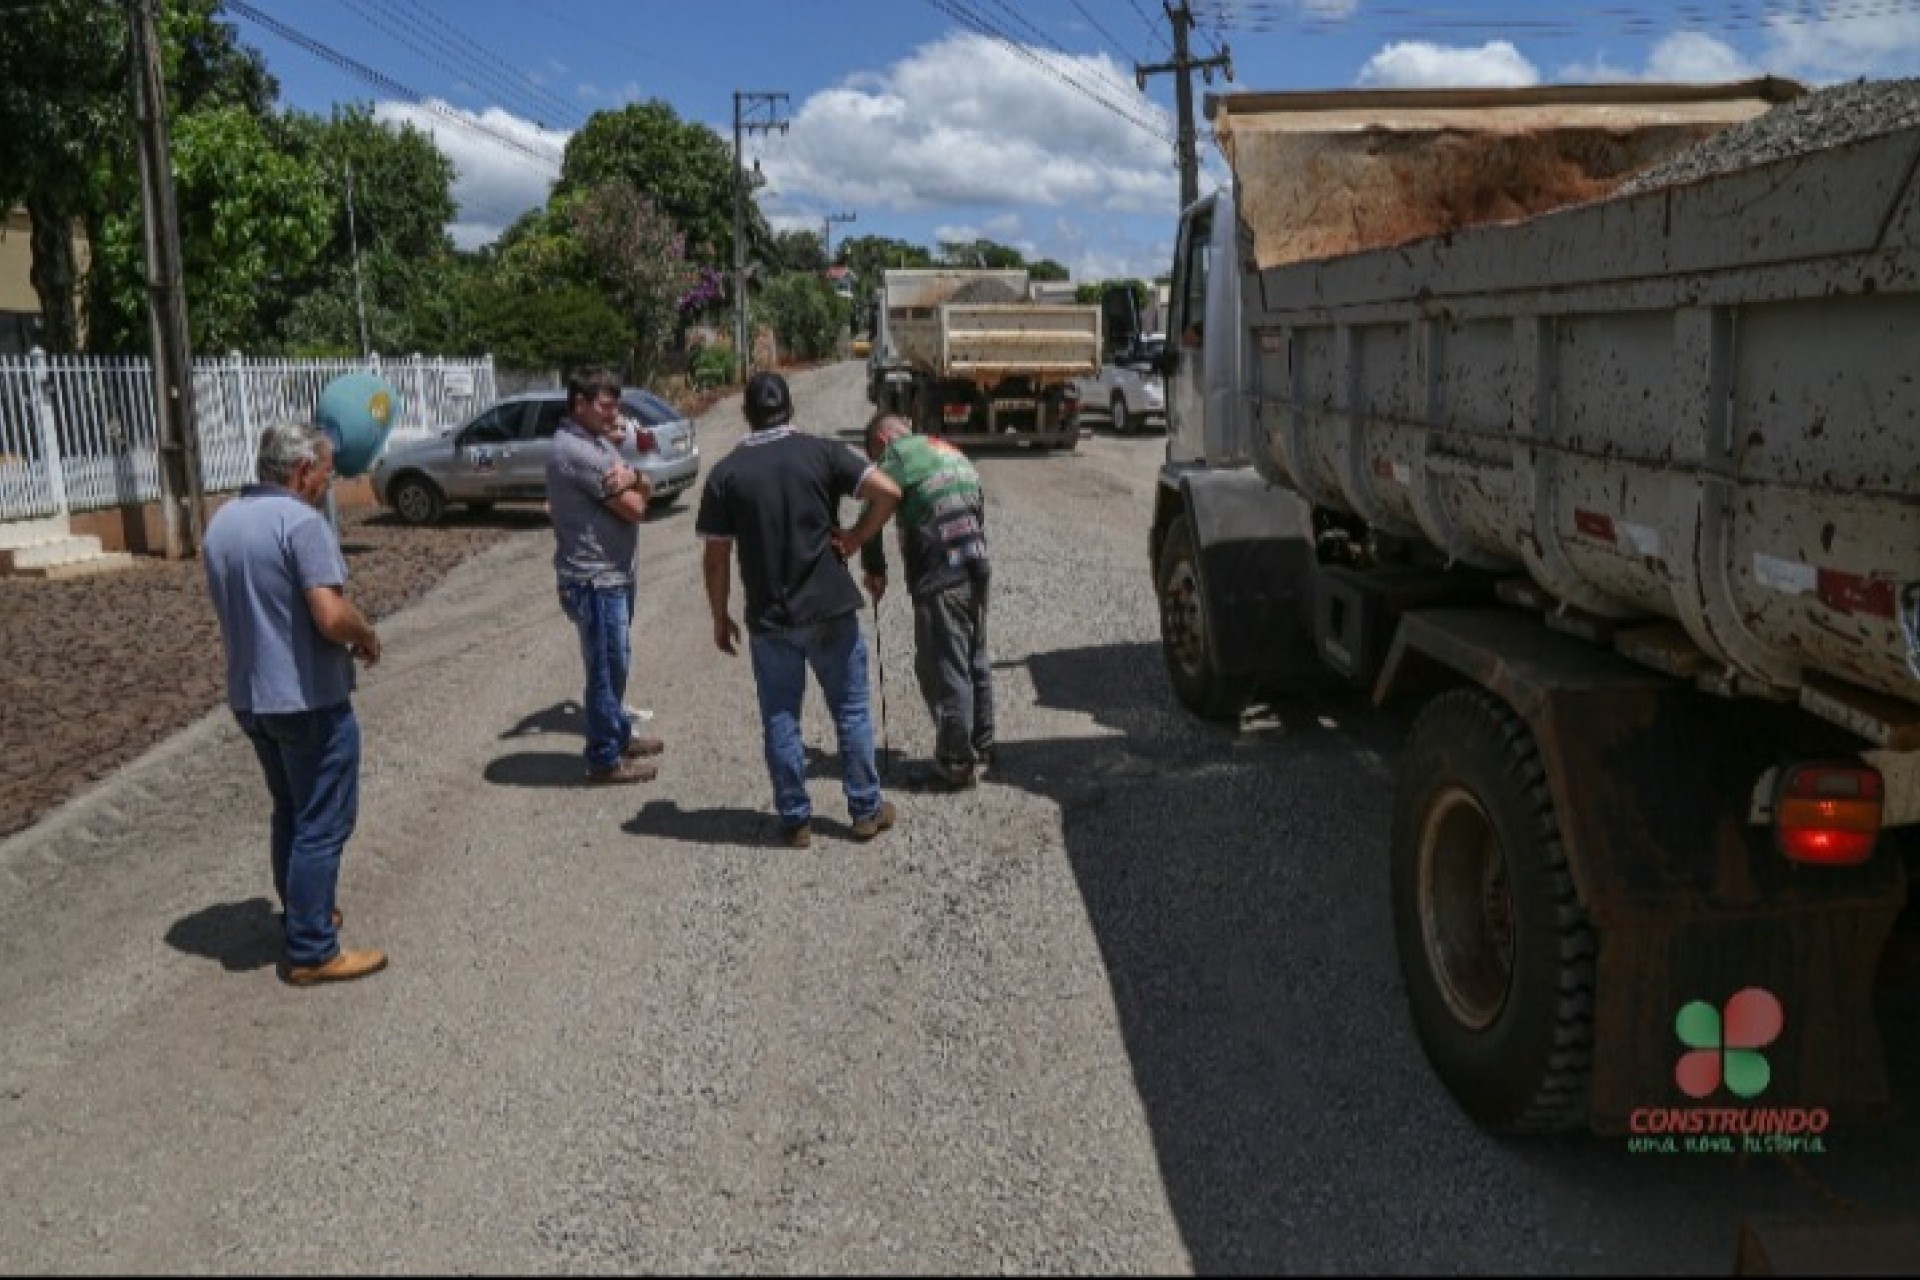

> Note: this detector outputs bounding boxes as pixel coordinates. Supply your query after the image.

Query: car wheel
[1391,689,1595,1134]
[390,474,446,526]
[1111,392,1135,435]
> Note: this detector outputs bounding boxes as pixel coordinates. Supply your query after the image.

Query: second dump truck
[866,268,1101,449]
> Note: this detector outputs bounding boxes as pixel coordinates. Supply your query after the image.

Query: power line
[227,0,564,174]
[971,0,1161,113]
[924,0,1176,145]
[391,0,585,125]
[1064,0,1146,64]
[337,0,584,130]
[1125,0,1175,53]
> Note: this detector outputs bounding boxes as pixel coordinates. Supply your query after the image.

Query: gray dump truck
[1147,79,1920,1135]
[867,268,1101,450]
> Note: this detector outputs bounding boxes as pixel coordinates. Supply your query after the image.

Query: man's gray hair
[255,420,330,484]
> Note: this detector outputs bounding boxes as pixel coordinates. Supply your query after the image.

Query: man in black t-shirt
[695,372,904,848]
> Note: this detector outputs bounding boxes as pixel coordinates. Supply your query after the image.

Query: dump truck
[1146,79,1920,1136]
[866,268,1101,449]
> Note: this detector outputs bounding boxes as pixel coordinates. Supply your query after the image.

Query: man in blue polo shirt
[203,421,386,987]
[696,372,903,848]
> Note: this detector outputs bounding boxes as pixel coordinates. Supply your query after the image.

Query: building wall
[0,205,91,354]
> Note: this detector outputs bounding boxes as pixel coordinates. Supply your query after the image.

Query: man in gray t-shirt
[545,366,664,784]
[203,421,386,987]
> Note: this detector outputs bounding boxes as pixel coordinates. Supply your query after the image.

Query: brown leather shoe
[850,800,897,841]
[780,822,812,849]
[587,758,658,784]
[284,948,388,987]
[622,735,665,759]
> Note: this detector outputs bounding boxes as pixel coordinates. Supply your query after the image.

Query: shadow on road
[484,751,592,788]
[620,798,861,848]
[163,897,282,972]
[501,701,587,743]
[999,640,1920,1274]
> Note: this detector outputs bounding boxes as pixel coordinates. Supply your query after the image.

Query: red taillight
[942,402,971,422]
[1775,763,1883,866]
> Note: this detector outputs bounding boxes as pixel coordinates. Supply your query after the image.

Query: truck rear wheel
[1391,688,1594,1133]
[1155,514,1247,722]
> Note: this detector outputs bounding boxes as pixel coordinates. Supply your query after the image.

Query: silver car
[370,388,700,525]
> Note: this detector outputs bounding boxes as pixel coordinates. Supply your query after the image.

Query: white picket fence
[0,350,497,522]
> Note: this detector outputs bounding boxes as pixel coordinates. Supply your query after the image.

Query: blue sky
[235,1,1920,281]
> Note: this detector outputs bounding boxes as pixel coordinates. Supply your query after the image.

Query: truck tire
[1391,688,1595,1134]
[1155,514,1247,722]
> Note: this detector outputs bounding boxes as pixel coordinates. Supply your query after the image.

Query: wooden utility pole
[126,0,205,559]
[732,91,788,382]
[1135,2,1233,212]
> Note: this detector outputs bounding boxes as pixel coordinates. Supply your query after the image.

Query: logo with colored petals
[1674,987,1784,1100]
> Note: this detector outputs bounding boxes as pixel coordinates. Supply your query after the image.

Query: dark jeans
[913,579,995,775]
[747,611,883,828]
[235,702,360,967]
[558,580,635,771]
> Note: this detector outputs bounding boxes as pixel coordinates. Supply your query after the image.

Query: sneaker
[850,800,897,841]
[283,948,388,987]
[586,758,658,785]
[622,735,665,759]
[780,822,812,849]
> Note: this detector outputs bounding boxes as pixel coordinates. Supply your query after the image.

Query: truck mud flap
[1180,469,1318,684]
[1377,607,1909,1133]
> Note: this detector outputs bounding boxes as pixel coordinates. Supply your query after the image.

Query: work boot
[780,821,812,850]
[587,758,658,784]
[622,735,666,759]
[850,800,897,841]
[283,948,388,987]
[909,762,975,792]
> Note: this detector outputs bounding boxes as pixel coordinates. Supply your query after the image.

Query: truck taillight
[1775,763,1883,866]
[942,403,971,422]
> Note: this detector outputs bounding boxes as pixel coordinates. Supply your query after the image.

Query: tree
[572,179,698,384]
[936,238,1026,270]
[92,106,331,352]
[838,234,934,328]
[466,282,633,374]
[1028,258,1070,282]
[767,228,828,276]
[558,101,755,271]
[758,272,846,362]
[0,0,129,351]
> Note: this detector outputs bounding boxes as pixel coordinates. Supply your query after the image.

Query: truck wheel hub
[1418,785,1514,1031]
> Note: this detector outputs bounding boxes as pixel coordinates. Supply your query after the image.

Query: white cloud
[760,33,1179,219]
[1762,3,1920,82]
[372,100,567,249]
[1356,41,1540,88]
[1559,32,1756,84]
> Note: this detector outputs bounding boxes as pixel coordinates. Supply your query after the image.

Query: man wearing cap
[696,372,904,848]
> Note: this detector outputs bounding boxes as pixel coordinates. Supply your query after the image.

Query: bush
[758,273,847,362]
[690,344,737,389]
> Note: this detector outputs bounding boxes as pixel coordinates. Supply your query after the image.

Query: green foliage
[837,234,934,329]
[1076,278,1150,311]
[272,105,456,262]
[558,101,749,270]
[768,228,828,275]
[490,197,598,296]
[936,238,1027,270]
[94,106,331,352]
[468,283,633,374]
[758,272,846,362]
[690,343,737,390]
[1028,258,1070,282]
[572,180,698,384]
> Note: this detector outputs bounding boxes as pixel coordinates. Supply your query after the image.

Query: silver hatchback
[370,388,701,525]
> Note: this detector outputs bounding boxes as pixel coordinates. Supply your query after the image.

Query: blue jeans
[235,702,360,967]
[558,580,634,771]
[747,612,883,829]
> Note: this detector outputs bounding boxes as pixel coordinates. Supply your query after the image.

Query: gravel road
[0,361,1913,1274]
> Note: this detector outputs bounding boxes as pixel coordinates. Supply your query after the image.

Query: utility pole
[732,91,789,381]
[821,210,855,262]
[125,0,206,559]
[1136,2,1232,212]
[345,158,371,359]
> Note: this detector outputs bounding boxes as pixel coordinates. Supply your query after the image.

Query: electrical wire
[338,0,585,130]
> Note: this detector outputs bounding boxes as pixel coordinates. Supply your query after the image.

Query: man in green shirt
[834,413,995,790]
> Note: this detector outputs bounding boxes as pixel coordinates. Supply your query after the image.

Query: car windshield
[621,392,681,427]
